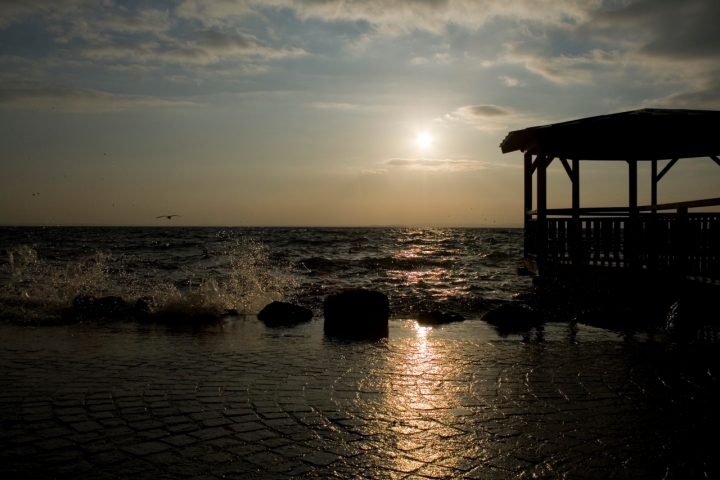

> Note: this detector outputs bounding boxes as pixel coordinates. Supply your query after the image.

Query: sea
[0,227,530,324]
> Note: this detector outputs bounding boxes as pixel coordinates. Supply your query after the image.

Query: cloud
[3,0,720,112]
[441,104,540,131]
[77,30,305,67]
[386,158,489,172]
[459,105,512,117]
[442,104,555,131]
[213,0,601,34]
[501,47,624,84]
[499,76,519,86]
[585,0,720,108]
[0,0,90,29]
[311,102,373,110]
[0,82,198,112]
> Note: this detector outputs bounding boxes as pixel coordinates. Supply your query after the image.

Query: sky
[1,0,720,227]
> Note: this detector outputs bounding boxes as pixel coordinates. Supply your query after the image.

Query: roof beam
[656,158,679,182]
[559,158,573,182]
[530,154,554,174]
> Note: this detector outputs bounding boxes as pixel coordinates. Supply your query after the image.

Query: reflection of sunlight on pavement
[377,321,475,474]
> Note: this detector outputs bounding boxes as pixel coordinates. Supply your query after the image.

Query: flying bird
[156,215,183,220]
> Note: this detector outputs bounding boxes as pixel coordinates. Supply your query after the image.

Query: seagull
[156,215,183,220]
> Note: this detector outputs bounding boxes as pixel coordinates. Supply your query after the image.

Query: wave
[0,240,296,323]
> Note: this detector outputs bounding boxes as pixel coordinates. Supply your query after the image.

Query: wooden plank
[639,197,720,211]
[656,158,679,182]
[524,152,533,214]
[651,160,658,206]
[537,154,548,271]
[571,159,581,266]
[529,206,631,215]
[571,160,580,213]
[524,152,533,249]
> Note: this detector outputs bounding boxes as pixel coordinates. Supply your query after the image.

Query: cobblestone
[0,319,719,478]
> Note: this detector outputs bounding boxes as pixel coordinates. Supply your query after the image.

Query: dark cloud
[463,105,511,117]
[591,0,720,61]
[194,30,255,50]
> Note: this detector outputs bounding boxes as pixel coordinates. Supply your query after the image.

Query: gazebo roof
[500,108,720,160]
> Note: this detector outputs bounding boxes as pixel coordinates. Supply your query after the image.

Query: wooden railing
[525,198,720,281]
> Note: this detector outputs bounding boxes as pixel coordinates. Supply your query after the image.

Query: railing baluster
[526,210,720,281]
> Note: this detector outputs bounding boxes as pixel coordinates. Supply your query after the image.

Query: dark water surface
[0,227,526,322]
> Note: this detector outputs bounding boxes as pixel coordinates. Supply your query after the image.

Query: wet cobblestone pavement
[1,319,718,479]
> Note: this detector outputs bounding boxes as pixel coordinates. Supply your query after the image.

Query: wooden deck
[524,198,720,282]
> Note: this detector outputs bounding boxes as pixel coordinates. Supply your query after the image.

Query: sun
[416,132,433,149]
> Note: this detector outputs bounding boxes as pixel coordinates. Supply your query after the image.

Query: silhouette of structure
[501,109,720,282]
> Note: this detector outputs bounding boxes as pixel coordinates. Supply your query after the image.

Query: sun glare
[416,132,432,149]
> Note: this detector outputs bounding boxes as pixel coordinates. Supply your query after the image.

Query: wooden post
[537,154,548,274]
[676,206,688,277]
[524,151,533,266]
[650,160,658,270]
[651,160,658,206]
[571,159,580,266]
[628,160,638,268]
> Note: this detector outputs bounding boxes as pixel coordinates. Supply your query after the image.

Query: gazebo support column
[675,207,688,276]
[628,160,638,268]
[571,159,580,266]
[650,160,658,269]
[651,160,658,205]
[536,154,552,274]
[524,152,533,252]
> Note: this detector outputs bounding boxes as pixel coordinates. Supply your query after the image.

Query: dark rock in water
[64,295,128,321]
[258,301,313,326]
[134,297,153,315]
[135,297,150,312]
[483,304,541,334]
[324,289,389,339]
[95,296,127,315]
[517,267,534,276]
[416,310,465,326]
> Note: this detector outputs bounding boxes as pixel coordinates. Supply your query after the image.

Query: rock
[483,304,541,334]
[257,301,313,326]
[134,297,153,315]
[416,310,465,326]
[324,289,389,339]
[94,296,127,315]
[64,295,128,321]
[134,297,150,312]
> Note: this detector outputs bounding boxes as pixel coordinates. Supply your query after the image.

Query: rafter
[656,158,679,182]
[559,158,573,182]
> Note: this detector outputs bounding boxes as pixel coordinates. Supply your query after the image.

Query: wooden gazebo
[500,108,720,282]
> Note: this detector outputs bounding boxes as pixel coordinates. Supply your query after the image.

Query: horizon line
[0,223,523,228]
